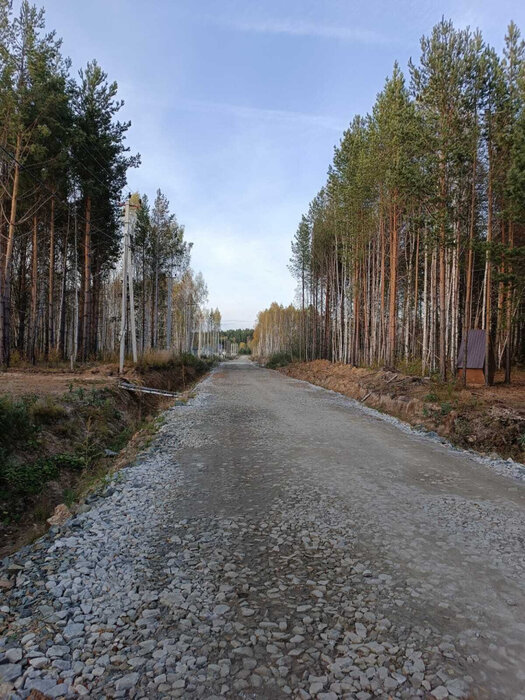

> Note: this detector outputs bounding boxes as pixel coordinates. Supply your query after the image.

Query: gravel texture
[1,357,524,699]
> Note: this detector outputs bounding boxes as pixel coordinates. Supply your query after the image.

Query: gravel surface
[1,357,524,699]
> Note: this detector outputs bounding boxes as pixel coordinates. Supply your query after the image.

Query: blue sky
[39,0,524,328]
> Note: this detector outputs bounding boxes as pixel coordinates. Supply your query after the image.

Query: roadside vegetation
[0,354,215,554]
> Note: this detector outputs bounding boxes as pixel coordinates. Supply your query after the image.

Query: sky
[34,0,525,329]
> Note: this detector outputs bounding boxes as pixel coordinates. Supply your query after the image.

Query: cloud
[179,98,345,133]
[209,15,390,45]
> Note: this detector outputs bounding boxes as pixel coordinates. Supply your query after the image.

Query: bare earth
[1,357,524,698]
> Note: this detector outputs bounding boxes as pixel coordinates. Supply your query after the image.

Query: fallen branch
[119,381,182,398]
[361,391,372,403]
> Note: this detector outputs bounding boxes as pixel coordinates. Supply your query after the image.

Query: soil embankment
[279,360,525,463]
[0,356,213,555]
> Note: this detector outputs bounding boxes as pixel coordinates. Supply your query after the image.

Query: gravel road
[1,357,524,699]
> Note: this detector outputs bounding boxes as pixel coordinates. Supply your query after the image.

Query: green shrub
[0,396,35,453]
[31,397,68,423]
[440,401,453,416]
[266,352,292,369]
[0,453,84,499]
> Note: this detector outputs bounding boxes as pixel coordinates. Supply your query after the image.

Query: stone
[213,605,230,616]
[0,664,22,683]
[5,647,23,663]
[46,503,72,527]
[115,672,140,691]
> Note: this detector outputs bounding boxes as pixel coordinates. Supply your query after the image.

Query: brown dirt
[280,361,525,463]
[0,364,120,397]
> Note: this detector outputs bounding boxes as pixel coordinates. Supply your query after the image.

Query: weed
[0,396,35,455]
[31,397,68,423]
[440,401,453,416]
[63,487,76,508]
[424,392,438,402]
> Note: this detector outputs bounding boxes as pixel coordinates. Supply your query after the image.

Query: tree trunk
[46,196,55,359]
[29,215,38,364]
[387,202,398,367]
[82,196,92,361]
[2,133,22,366]
[58,221,69,359]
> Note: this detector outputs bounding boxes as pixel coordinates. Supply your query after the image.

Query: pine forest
[0,2,219,368]
[254,20,525,384]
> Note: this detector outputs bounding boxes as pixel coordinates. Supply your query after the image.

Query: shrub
[266,352,292,369]
[0,396,35,453]
[0,453,84,499]
[31,397,68,423]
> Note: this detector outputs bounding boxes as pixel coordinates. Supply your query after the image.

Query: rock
[231,646,253,657]
[213,604,230,616]
[47,645,70,658]
[431,686,449,699]
[63,622,83,640]
[5,647,23,663]
[0,578,13,590]
[46,503,72,527]
[0,664,22,683]
[27,691,53,700]
[115,672,140,691]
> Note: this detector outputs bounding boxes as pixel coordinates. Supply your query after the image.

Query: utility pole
[119,195,139,374]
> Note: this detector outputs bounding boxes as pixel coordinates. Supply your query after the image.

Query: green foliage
[30,397,68,423]
[222,329,253,344]
[0,453,83,499]
[266,352,292,369]
[440,401,453,416]
[424,393,439,402]
[0,397,35,455]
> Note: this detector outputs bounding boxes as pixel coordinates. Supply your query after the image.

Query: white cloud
[209,15,390,45]
[178,98,346,133]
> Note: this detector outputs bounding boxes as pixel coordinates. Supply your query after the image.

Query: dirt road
[1,357,524,698]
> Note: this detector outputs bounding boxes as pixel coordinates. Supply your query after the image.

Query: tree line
[0,1,215,367]
[256,19,525,384]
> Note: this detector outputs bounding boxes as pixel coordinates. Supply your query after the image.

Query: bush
[0,396,35,453]
[266,352,292,369]
[0,453,84,498]
[238,347,252,355]
[31,397,68,423]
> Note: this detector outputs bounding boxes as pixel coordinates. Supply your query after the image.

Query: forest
[254,20,525,384]
[0,1,216,368]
